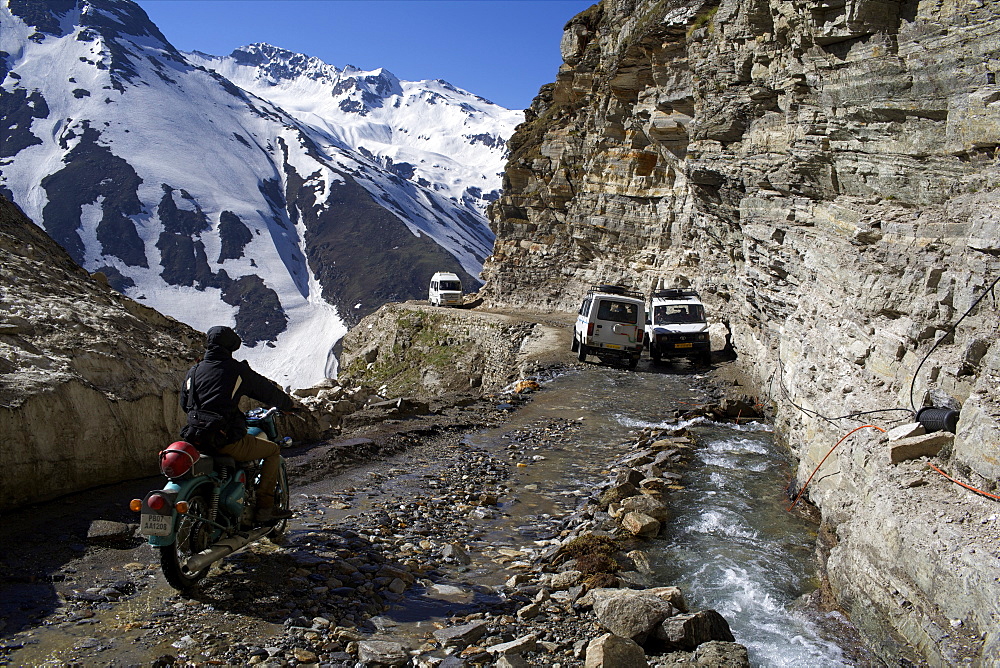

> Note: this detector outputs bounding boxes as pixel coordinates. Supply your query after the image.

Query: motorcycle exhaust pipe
[184,527,272,574]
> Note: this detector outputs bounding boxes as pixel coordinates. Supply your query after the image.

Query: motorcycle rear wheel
[160,491,213,590]
[270,461,290,539]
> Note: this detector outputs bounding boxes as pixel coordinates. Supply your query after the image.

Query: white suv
[428,272,463,307]
[573,285,646,370]
[645,289,711,365]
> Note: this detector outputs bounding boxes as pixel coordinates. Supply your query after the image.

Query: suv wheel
[571,336,579,352]
[577,342,588,362]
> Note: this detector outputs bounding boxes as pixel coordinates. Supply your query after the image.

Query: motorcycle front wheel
[160,491,214,590]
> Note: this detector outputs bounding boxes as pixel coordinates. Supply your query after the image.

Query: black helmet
[206,326,242,352]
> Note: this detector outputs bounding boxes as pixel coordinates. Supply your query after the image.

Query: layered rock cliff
[0,196,203,510]
[481,0,1000,663]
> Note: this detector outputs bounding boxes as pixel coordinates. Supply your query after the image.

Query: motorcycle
[131,407,291,590]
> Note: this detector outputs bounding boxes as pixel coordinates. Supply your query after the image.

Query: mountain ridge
[0,0,520,389]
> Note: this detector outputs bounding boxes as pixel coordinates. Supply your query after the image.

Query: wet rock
[585,633,649,667]
[591,589,678,643]
[433,620,489,648]
[656,610,735,650]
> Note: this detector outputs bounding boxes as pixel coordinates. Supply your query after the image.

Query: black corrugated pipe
[916,406,960,434]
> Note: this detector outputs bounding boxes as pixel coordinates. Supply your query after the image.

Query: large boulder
[591,589,679,643]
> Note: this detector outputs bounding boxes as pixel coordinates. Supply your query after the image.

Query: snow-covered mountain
[0,0,522,389]
[187,44,521,217]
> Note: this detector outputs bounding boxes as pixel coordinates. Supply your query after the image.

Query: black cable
[907,273,1000,412]
[775,349,841,428]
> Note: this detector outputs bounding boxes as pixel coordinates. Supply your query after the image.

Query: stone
[441,542,472,564]
[86,520,133,546]
[292,647,318,663]
[496,654,531,668]
[487,634,538,656]
[591,589,678,642]
[886,423,926,442]
[619,495,669,522]
[599,482,639,509]
[517,602,543,620]
[646,586,688,613]
[657,610,735,650]
[692,640,750,667]
[584,633,648,668]
[551,570,582,590]
[889,432,954,464]
[433,620,489,648]
[621,512,661,538]
[358,640,409,666]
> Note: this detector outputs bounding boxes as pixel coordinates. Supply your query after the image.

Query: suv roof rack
[588,284,643,300]
[651,288,700,300]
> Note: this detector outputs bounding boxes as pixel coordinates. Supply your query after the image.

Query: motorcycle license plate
[604,344,622,350]
[674,343,693,349]
[140,512,173,537]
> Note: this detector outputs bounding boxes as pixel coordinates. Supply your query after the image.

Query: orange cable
[787,425,886,511]
[927,463,1000,501]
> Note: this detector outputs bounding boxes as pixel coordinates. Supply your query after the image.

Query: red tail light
[147,493,168,511]
[160,441,200,478]
[637,329,644,344]
[587,323,594,337]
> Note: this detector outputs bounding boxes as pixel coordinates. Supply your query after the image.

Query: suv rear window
[597,300,639,324]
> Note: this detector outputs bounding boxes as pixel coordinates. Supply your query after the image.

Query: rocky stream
[0,358,876,667]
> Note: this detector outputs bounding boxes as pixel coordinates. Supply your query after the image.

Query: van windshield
[597,300,639,324]
[439,280,462,291]
[653,304,706,325]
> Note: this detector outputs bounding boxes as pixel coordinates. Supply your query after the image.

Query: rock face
[0,196,201,509]
[481,1,1000,663]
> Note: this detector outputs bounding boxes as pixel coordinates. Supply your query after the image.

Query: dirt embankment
[338,301,575,403]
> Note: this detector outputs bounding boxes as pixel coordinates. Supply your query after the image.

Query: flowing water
[468,363,858,666]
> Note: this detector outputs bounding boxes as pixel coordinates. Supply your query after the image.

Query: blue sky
[136,0,596,110]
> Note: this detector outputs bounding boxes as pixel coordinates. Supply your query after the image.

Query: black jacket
[180,326,293,445]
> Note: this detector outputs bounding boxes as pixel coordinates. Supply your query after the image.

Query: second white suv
[645,289,711,365]
[572,285,646,370]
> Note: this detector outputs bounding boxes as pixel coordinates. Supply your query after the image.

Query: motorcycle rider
[180,325,295,523]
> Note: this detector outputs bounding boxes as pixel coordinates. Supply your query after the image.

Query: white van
[572,285,646,370]
[428,272,463,307]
